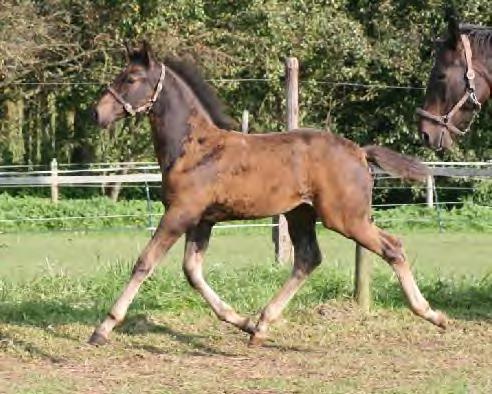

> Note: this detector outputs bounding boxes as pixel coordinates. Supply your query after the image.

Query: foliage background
[1,1,491,168]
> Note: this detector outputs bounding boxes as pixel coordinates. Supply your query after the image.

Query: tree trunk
[2,94,25,164]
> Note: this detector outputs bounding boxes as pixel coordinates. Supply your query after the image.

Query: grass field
[2,228,492,280]
[1,228,492,393]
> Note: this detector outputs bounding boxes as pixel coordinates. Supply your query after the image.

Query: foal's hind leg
[89,208,195,345]
[249,205,321,346]
[348,221,447,328]
[183,221,256,334]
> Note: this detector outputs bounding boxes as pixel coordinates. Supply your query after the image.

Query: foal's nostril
[421,131,430,145]
[91,108,99,124]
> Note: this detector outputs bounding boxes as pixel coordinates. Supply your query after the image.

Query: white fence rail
[0,160,490,229]
[1,161,492,206]
[2,161,492,183]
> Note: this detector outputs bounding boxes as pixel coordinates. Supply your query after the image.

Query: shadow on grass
[0,267,490,359]
[366,274,492,323]
[118,314,239,357]
[0,327,66,364]
[0,301,239,357]
[0,300,100,326]
[261,341,326,354]
[1,283,491,329]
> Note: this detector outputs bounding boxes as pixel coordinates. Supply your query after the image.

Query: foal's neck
[149,67,216,170]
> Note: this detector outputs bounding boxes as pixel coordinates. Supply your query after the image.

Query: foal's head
[93,42,164,128]
[418,14,491,150]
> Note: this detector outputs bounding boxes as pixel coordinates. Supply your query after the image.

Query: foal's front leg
[89,210,193,345]
[183,222,256,334]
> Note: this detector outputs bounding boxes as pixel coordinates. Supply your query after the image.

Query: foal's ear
[445,5,461,49]
[141,40,155,68]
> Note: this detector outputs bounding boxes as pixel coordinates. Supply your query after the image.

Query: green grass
[2,193,492,233]
[1,228,492,281]
[1,229,491,323]
[1,229,491,393]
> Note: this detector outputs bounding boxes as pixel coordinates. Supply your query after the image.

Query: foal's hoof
[248,333,266,347]
[425,309,447,330]
[434,310,448,330]
[242,319,257,335]
[88,331,108,346]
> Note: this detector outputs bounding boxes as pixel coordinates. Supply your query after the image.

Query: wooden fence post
[274,57,298,265]
[241,110,249,133]
[426,174,434,208]
[50,158,59,203]
[354,243,372,312]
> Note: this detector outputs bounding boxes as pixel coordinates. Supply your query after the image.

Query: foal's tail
[363,145,430,182]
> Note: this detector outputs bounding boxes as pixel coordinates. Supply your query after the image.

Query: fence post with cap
[50,158,59,203]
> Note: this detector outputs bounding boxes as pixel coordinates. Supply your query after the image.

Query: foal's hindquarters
[248,134,446,345]
[89,128,446,347]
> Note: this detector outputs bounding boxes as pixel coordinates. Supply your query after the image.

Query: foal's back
[169,115,372,223]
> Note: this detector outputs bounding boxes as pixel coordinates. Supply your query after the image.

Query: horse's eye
[126,76,137,84]
[436,73,446,81]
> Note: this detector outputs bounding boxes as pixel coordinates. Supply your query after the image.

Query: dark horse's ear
[124,40,133,62]
[445,5,461,49]
[141,40,155,68]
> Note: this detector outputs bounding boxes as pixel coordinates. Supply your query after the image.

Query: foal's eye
[436,73,446,81]
[126,76,138,84]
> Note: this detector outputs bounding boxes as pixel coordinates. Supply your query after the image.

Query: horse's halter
[107,63,166,116]
[417,34,482,138]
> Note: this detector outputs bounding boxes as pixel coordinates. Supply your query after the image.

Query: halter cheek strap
[417,34,482,137]
[107,63,166,116]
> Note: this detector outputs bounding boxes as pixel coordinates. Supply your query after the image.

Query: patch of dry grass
[1,302,491,393]
[1,230,491,392]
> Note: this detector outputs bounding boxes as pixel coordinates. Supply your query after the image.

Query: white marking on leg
[254,270,309,338]
[392,260,446,327]
[355,225,446,329]
[97,275,151,337]
[91,213,185,342]
[184,232,255,333]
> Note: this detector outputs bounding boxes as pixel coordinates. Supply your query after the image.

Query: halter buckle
[470,91,481,108]
[123,102,136,116]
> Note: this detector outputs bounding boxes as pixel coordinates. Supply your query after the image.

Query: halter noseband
[107,63,166,116]
[417,34,482,137]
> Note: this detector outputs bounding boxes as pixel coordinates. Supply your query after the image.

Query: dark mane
[460,24,492,54]
[164,57,238,130]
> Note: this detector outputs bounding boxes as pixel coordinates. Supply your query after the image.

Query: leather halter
[417,34,482,137]
[107,63,166,116]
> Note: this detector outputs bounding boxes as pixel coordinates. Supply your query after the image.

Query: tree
[1,0,491,172]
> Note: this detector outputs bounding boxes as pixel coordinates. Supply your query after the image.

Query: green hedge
[372,203,492,232]
[1,193,491,233]
[0,194,162,231]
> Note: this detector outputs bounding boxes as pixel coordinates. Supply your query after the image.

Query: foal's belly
[204,164,311,221]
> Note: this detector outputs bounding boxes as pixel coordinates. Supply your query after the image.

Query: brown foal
[90,42,446,347]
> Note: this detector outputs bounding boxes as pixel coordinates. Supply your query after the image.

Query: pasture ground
[1,229,491,393]
[2,229,492,280]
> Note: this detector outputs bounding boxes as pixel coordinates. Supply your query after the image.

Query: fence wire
[6,78,426,91]
[0,163,491,234]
